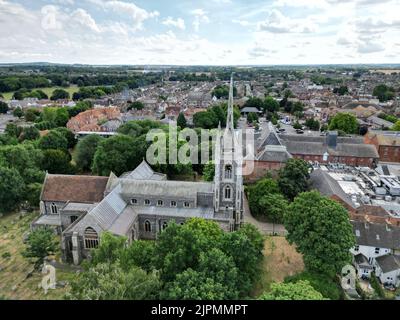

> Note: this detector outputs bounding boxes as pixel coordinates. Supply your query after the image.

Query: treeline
[168,73,215,82]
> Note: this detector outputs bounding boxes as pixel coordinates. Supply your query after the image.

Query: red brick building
[364,131,400,163]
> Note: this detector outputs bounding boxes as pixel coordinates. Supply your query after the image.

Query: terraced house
[33,78,244,265]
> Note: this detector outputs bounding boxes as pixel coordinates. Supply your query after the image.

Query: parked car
[296,129,304,134]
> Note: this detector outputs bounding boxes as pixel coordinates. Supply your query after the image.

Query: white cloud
[191,9,210,32]
[87,0,159,30]
[232,19,251,27]
[258,9,318,33]
[162,17,185,30]
[71,8,100,32]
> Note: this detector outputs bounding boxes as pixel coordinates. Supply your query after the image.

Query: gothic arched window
[224,186,232,200]
[162,221,168,230]
[84,227,99,249]
[144,220,151,232]
[51,203,58,214]
[224,165,232,179]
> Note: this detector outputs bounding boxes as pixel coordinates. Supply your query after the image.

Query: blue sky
[0,0,399,65]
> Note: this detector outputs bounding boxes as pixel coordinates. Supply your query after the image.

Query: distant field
[0,211,75,300]
[1,86,80,100]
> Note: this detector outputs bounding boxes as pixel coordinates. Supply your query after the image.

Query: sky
[0,0,399,65]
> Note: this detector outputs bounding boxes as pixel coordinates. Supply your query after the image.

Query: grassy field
[252,236,304,297]
[1,86,80,100]
[0,211,75,300]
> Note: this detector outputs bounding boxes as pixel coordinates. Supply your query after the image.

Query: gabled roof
[120,160,167,181]
[310,169,356,208]
[41,174,108,203]
[352,220,400,249]
[376,255,400,273]
[87,184,127,230]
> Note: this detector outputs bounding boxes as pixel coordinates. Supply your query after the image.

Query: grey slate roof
[62,202,95,213]
[120,160,167,181]
[257,145,292,162]
[376,255,400,273]
[108,206,137,236]
[310,169,356,208]
[34,214,61,226]
[352,220,400,249]
[240,107,262,113]
[119,179,214,199]
[281,139,379,158]
[87,184,128,230]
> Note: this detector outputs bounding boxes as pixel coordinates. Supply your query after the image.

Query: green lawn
[0,211,75,300]
[2,86,80,100]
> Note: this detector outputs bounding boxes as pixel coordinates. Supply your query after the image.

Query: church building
[33,77,244,265]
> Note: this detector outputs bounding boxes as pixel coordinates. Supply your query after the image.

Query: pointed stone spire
[226,74,235,132]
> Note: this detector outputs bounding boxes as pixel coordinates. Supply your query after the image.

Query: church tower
[214,75,244,230]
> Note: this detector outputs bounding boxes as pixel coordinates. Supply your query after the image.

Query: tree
[284,191,355,276]
[329,112,359,134]
[24,108,40,122]
[305,118,320,131]
[92,134,147,176]
[19,126,40,141]
[161,268,228,300]
[23,227,57,268]
[4,123,22,138]
[202,161,215,181]
[193,111,217,129]
[278,158,310,200]
[373,84,395,102]
[54,108,69,127]
[285,271,342,300]
[0,101,8,114]
[50,89,69,100]
[90,232,127,266]
[333,86,349,96]
[40,149,72,174]
[259,280,325,300]
[120,240,156,273]
[247,112,259,123]
[263,96,279,113]
[53,127,77,149]
[258,193,288,225]
[177,112,187,129]
[25,183,42,209]
[220,230,263,296]
[248,178,281,217]
[13,107,23,118]
[38,130,68,151]
[391,120,400,131]
[243,97,264,111]
[0,166,25,213]
[127,101,144,110]
[75,134,103,171]
[68,263,161,300]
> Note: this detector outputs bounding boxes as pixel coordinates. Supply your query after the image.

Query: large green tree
[284,191,355,276]
[74,134,103,171]
[373,84,395,102]
[328,112,359,134]
[259,280,325,300]
[68,263,161,300]
[38,130,68,151]
[278,158,310,200]
[23,227,57,268]
[177,112,187,129]
[0,166,25,213]
[92,134,147,176]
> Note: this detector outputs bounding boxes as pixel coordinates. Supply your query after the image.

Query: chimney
[326,131,338,149]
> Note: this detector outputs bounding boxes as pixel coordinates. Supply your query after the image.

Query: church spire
[226,74,235,132]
